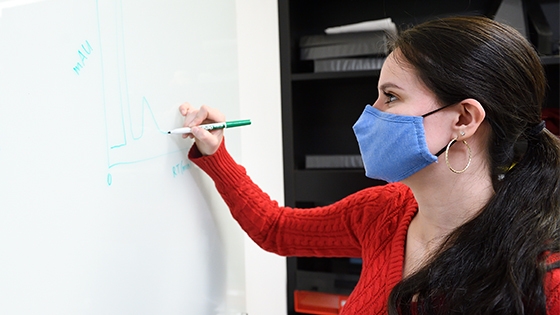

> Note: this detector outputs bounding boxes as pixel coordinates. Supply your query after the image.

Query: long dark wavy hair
[387,16,560,314]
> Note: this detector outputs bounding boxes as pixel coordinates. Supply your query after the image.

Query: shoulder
[348,182,415,202]
[348,182,416,214]
[339,183,417,243]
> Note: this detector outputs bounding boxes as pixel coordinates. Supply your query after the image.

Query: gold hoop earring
[445,137,472,174]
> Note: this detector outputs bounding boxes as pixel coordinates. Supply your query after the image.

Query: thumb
[190,126,209,139]
[191,126,220,155]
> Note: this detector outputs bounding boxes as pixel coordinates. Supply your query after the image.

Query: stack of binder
[299,18,397,73]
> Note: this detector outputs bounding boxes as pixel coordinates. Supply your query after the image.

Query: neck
[404,159,494,245]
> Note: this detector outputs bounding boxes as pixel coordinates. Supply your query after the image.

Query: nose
[371,99,387,112]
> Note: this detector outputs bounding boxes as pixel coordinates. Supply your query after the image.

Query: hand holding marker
[168,119,251,134]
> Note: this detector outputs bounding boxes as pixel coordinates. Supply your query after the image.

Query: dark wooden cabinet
[277,1,559,314]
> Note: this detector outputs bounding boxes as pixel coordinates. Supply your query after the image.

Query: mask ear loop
[423,102,464,158]
[421,103,456,118]
[445,137,472,174]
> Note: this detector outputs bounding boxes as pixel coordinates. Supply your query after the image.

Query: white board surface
[0,0,242,314]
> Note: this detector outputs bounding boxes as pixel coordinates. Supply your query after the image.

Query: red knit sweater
[189,141,560,314]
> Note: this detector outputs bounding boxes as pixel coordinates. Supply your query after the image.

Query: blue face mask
[352,104,450,182]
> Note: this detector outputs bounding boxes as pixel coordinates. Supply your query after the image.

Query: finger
[190,105,210,127]
[190,104,225,126]
[191,126,210,140]
[178,102,193,116]
[192,125,223,140]
[200,105,226,122]
[180,104,201,128]
[191,126,222,155]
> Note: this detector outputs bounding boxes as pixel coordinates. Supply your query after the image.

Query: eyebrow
[378,83,403,91]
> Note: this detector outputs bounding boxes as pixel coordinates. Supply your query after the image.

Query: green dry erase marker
[167,119,251,134]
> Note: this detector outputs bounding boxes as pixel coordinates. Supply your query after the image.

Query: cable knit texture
[189,140,560,315]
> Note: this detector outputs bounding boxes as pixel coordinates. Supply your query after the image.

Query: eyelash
[383,92,398,104]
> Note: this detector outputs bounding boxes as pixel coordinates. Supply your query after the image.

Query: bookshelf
[277,0,559,314]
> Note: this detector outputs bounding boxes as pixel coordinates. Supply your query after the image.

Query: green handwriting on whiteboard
[73,40,93,75]
[172,160,192,178]
[94,0,190,186]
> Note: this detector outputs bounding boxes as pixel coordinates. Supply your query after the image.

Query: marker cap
[225,119,251,128]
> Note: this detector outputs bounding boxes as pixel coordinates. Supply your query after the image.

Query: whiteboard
[0,0,243,314]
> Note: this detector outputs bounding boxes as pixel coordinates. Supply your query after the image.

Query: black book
[300,31,388,60]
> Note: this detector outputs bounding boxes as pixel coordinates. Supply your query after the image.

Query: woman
[180,16,560,314]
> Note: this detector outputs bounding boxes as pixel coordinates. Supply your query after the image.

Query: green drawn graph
[95,0,188,185]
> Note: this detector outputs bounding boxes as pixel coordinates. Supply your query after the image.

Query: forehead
[379,51,433,95]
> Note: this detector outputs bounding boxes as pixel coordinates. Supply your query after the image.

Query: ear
[453,98,486,140]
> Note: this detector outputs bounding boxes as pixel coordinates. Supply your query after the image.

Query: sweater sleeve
[188,140,406,258]
[546,256,560,313]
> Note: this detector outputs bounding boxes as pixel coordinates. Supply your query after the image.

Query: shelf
[291,70,381,81]
[290,55,557,82]
[541,55,560,65]
[296,270,360,295]
[294,169,385,204]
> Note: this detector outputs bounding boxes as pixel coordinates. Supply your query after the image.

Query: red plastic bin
[294,290,349,315]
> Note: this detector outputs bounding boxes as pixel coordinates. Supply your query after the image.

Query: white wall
[236,1,287,315]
